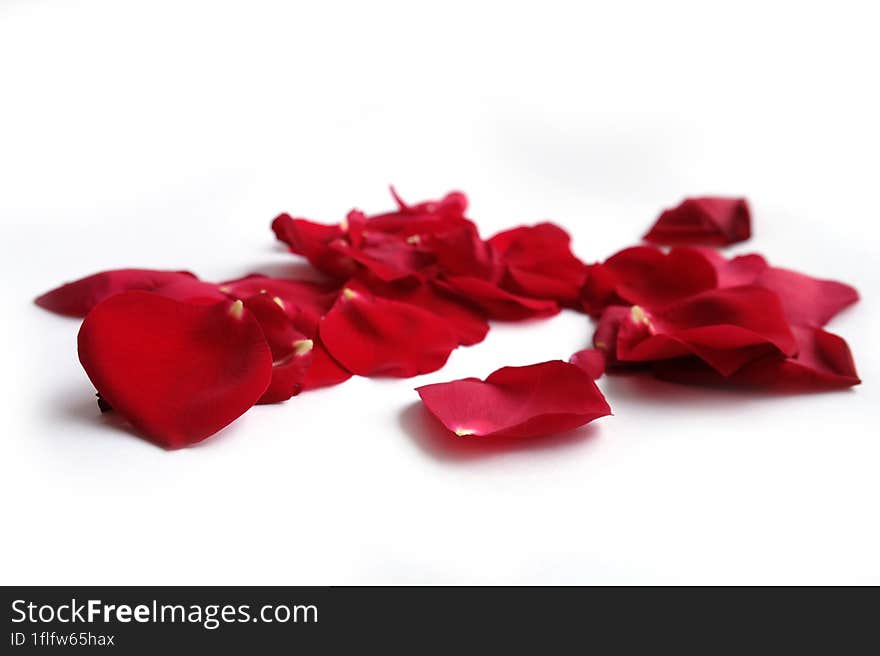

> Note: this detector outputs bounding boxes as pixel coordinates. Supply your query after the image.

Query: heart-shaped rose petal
[78,291,272,448]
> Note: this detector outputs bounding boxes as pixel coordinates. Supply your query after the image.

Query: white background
[1,0,878,584]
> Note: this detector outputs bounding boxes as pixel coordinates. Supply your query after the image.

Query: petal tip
[293,338,314,356]
[229,299,245,319]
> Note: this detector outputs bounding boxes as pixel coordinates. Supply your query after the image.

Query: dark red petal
[35,269,197,317]
[601,246,717,308]
[580,263,622,317]
[569,348,606,379]
[271,214,357,280]
[77,292,272,448]
[755,266,859,327]
[615,286,797,375]
[258,339,314,403]
[302,339,352,390]
[357,278,489,347]
[369,188,469,234]
[241,294,304,360]
[653,326,860,390]
[416,360,611,439]
[319,282,460,377]
[643,197,751,246]
[219,275,339,333]
[391,187,468,216]
[329,230,433,281]
[439,275,559,320]
[592,305,631,364]
[152,278,228,304]
[421,220,496,279]
[222,276,352,390]
[239,294,320,403]
[694,249,768,287]
[490,223,587,305]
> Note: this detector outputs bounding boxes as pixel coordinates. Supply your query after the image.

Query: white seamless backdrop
[1,0,878,584]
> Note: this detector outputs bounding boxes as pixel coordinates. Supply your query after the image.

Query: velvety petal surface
[77,292,272,448]
[417,360,611,439]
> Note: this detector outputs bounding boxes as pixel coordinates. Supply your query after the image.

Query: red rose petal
[319,281,460,377]
[271,214,357,280]
[302,339,352,390]
[615,286,797,375]
[592,305,632,365]
[368,188,469,234]
[653,326,860,390]
[35,269,197,317]
[357,278,489,346]
[152,278,228,304]
[222,276,353,391]
[242,294,332,403]
[569,348,606,379]
[439,275,559,320]
[421,220,497,279]
[580,263,622,317]
[77,291,272,448]
[220,275,339,333]
[489,223,587,305]
[694,249,768,288]
[259,338,314,403]
[643,197,751,246]
[581,246,717,314]
[241,294,304,360]
[416,360,611,439]
[754,266,859,327]
[329,230,433,282]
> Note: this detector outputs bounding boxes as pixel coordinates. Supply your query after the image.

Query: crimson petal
[643,197,751,246]
[35,269,197,317]
[581,246,717,315]
[439,275,559,320]
[489,223,587,305]
[220,275,339,333]
[653,326,860,390]
[694,249,768,287]
[303,339,352,390]
[319,281,459,377]
[271,214,357,280]
[329,230,433,282]
[77,292,272,448]
[755,266,859,327]
[615,286,797,375]
[569,348,606,379]
[152,278,228,304]
[357,278,489,346]
[416,360,611,439]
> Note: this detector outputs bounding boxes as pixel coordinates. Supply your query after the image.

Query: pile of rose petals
[36,190,860,449]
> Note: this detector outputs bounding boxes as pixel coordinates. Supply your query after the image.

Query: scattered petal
[358,278,489,346]
[569,348,606,379]
[755,266,859,327]
[417,360,611,439]
[490,223,587,305]
[643,197,751,246]
[694,249,768,287]
[77,292,272,448]
[35,269,197,317]
[319,281,460,377]
[271,214,356,280]
[220,275,339,333]
[439,275,559,320]
[152,278,228,304]
[614,286,797,375]
[302,339,353,390]
[653,326,860,390]
[581,246,717,315]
